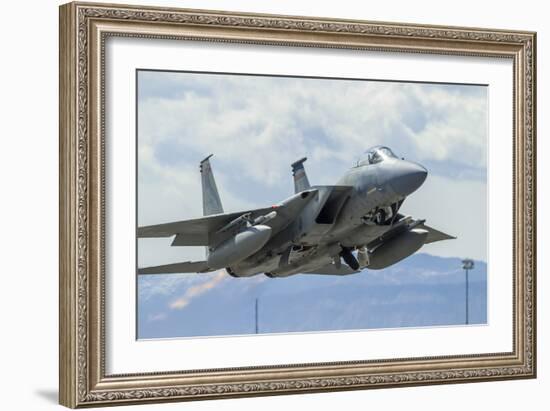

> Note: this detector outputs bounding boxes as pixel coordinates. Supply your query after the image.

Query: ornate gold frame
[59,1,536,408]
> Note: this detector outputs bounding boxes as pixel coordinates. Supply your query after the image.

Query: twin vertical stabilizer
[291,157,311,194]
[200,154,224,216]
[202,155,311,212]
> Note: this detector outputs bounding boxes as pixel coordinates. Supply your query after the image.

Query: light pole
[462,259,474,325]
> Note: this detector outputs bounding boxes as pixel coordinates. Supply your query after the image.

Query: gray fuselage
[227,154,427,277]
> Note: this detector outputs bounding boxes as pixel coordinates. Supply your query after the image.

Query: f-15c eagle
[138,146,454,277]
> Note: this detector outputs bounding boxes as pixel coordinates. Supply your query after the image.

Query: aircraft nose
[389,161,427,197]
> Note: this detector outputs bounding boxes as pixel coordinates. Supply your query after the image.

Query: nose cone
[388,161,427,197]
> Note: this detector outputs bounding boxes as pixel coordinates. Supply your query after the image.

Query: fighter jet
[138,146,454,277]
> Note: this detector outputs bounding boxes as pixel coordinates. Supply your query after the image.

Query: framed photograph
[59,1,536,408]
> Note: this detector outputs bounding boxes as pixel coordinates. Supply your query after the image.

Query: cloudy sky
[136,69,488,338]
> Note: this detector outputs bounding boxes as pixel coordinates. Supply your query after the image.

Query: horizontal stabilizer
[138,260,210,275]
[419,223,456,244]
[366,214,455,249]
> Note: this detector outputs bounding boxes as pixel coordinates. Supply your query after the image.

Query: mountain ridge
[138,253,487,338]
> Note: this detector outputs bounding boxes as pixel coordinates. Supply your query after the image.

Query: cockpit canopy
[358,146,398,166]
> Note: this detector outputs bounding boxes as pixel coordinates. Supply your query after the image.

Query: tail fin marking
[291,157,311,194]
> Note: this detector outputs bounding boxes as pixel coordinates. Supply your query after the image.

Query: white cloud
[147,312,167,322]
[138,73,486,184]
[138,272,206,301]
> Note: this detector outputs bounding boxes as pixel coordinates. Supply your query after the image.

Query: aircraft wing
[138,260,211,274]
[138,189,319,247]
[137,208,274,246]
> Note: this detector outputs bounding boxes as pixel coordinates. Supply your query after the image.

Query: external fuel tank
[207,225,272,269]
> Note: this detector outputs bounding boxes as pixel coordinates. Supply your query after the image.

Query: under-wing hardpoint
[137,146,454,277]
